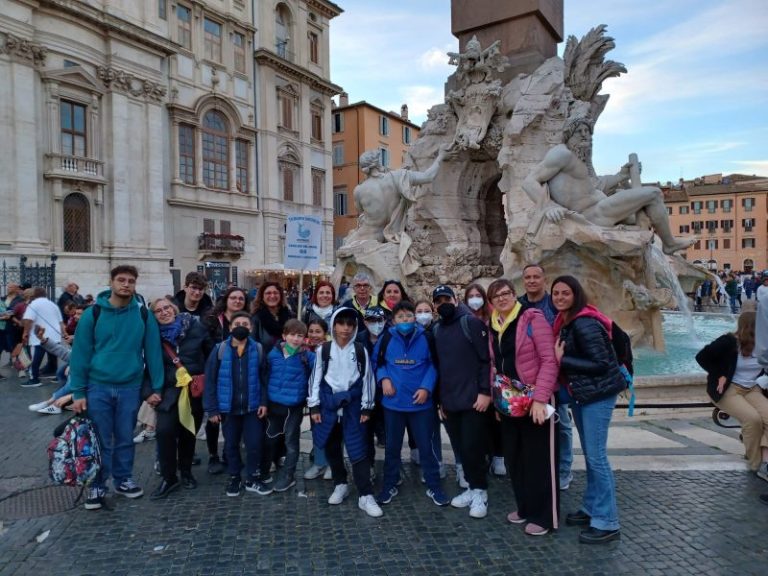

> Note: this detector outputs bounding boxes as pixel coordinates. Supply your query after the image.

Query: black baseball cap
[432,285,455,300]
[364,306,386,321]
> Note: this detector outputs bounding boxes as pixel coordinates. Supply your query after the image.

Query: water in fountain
[646,243,695,335]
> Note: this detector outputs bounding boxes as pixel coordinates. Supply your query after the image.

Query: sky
[329,0,768,184]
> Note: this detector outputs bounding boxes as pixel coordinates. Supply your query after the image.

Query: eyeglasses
[492,290,515,301]
[354,284,370,289]
[153,305,175,314]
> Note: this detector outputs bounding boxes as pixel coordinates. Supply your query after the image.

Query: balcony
[44,153,105,183]
[198,233,245,258]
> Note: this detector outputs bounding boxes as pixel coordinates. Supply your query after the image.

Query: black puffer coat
[558,316,625,404]
[695,333,738,402]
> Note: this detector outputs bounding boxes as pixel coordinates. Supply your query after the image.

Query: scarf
[257,306,292,338]
[312,304,334,321]
[159,316,184,345]
[491,301,521,338]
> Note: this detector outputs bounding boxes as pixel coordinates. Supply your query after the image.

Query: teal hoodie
[69,290,164,400]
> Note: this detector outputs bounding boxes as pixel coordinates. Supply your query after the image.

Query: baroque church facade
[0,0,341,296]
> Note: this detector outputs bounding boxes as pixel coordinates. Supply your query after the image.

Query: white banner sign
[284,214,322,271]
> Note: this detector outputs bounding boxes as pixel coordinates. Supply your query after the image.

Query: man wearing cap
[431,285,492,518]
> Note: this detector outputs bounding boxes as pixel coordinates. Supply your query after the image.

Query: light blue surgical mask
[366,321,385,336]
[395,322,415,335]
[415,312,433,327]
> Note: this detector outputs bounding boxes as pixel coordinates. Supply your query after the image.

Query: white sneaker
[303,464,325,480]
[133,429,156,443]
[323,466,333,480]
[469,489,488,519]
[28,401,49,412]
[410,448,420,466]
[328,483,350,505]
[456,464,469,489]
[491,456,506,476]
[358,494,383,518]
[451,488,475,508]
[37,404,62,415]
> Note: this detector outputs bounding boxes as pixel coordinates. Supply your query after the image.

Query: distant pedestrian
[22,287,68,386]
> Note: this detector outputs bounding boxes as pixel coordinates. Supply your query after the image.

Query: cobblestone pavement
[1,368,767,576]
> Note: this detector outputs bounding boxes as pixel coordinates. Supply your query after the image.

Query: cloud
[419,46,452,73]
[385,85,444,124]
[729,160,768,175]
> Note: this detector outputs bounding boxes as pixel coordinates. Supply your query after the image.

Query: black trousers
[205,420,220,457]
[443,409,489,490]
[500,414,560,529]
[156,396,204,481]
[326,421,373,496]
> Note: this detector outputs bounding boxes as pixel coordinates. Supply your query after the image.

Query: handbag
[13,344,32,370]
[162,343,205,398]
[492,373,533,417]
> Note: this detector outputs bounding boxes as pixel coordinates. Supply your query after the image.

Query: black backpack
[611,321,633,376]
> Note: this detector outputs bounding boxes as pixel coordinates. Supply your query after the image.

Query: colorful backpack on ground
[47,416,102,487]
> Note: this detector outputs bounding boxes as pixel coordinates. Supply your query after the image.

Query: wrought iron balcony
[198,233,245,255]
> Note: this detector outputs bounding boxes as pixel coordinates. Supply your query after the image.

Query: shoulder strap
[162,341,182,367]
[320,341,332,379]
[217,341,227,361]
[354,342,367,377]
[376,330,393,368]
[460,315,472,344]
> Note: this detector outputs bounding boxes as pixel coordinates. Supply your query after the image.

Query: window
[380,148,389,167]
[723,239,731,249]
[308,32,319,64]
[282,167,294,201]
[721,219,734,232]
[311,111,322,141]
[233,32,246,73]
[693,240,701,250]
[220,220,231,235]
[203,218,215,233]
[204,19,222,62]
[706,220,717,233]
[692,221,702,234]
[159,0,167,19]
[379,115,389,136]
[742,238,756,249]
[666,207,672,215]
[179,124,195,184]
[278,87,297,130]
[691,201,702,214]
[332,112,343,133]
[312,169,324,206]
[679,206,689,215]
[334,188,347,215]
[679,225,690,234]
[742,198,755,212]
[721,199,732,213]
[706,239,718,250]
[60,100,86,157]
[235,139,248,193]
[403,125,412,144]
[706,200,717,214]
[202,111,229,190]
[63,193,90,252]
[743,218,755,231]
[332,143,344,166]
[177,5,192,50]
[275,4,291,59]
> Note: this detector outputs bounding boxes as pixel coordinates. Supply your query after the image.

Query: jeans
[264,403,304,478]
[557,403,573,485]
[87,383,142,491]
[729,295,738,314]
[382,408,441,493]
[222,412,264,478]
[52,380,72,401]
[56,363,68,388]
[30,345,57,381]
[571,394,620,531]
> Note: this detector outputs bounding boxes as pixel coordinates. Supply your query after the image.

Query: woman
[302,281,337,326]
[150,297,213,499]
[552,275,623,544]
[203,286,249,475]
[377,280,411,322]
[486,279,559,536]
[464,283,491,324]
[251,281,296,354]
[696,311,768,480]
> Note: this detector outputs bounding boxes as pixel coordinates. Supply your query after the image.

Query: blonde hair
[149,296,179,315]
[735,311,755,357]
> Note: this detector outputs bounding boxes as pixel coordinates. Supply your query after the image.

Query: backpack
[432,314,472,345]
[216,339,264,363]
[47,416,102,488]
[319,341,366,381]
[611,321,636,415]
[91,303,148,328]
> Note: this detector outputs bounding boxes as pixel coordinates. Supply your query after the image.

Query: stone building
[0,0,341,298]
[663,174,768,272]
[330,94,420,253]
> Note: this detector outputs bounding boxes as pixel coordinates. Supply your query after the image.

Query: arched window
[275,3,292,60]
[202,110,229,190]
[63,193,91,252]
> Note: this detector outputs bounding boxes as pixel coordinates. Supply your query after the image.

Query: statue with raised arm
[348,146,448,245]
[522,118,694,255]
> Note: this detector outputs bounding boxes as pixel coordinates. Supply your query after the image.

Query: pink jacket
[515,308,559,403]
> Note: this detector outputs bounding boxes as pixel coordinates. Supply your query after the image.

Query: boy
[264,319,315,492]
[308,308,382,517]
[204,311,270,497]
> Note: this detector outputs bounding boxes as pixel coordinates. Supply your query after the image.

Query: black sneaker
[226,476,242,497]
[84,487,104,510]
[150,478,180,500]
[375,487,398,505]
[208,455,224,475]
[20,380,43,388]
[566,510,591,526]
[245,478,273,495]
[273,475,296,492]
[115,479,144,498]
[181,473,197,489]
[579,527,621,544]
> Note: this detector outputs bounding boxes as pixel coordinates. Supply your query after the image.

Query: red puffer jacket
[513,308,559,403]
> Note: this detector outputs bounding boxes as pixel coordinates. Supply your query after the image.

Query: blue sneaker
[426,488,450,507]
[375,486,398,505]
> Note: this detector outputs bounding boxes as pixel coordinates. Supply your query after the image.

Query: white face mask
[467,297,484,311]
[415,312,433,326]
[366,321,385,336]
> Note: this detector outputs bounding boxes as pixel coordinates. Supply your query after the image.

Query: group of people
[695,270,768,314]
[16,264,639,545]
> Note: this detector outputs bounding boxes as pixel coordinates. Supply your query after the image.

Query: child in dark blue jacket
[264,319,315,492]
[374,301,449,506]
[203,312,269,497]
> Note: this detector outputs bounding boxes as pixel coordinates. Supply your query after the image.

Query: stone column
[145,102,166,250]
[196,128,204,185]
[171,119,181,183]
[229,136,238,193]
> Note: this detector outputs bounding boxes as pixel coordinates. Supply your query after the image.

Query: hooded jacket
[432,303,491,412]
[174,289,214,319]
[69,291,164,400]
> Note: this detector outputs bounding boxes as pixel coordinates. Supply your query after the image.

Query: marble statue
[522,117,694,255]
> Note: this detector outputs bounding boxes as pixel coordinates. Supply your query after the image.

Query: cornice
[97,65,167,102]
[254,48,342,96]
[306,0,344,20]
[0,33,48,67]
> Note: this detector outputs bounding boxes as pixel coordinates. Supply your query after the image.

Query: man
[70,265,164,510]
[757,275,768,507]
[22,287,67,387]
[340,272,378,332]
[57,281,84,316]
[431,285,492,519]
[350,146,448,244]
[522,118,693,255]
[174,271,214,318]
[518,264,572,490]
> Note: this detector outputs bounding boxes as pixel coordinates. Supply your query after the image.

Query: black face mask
[437,303,456,321]
[231,326,250,341]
